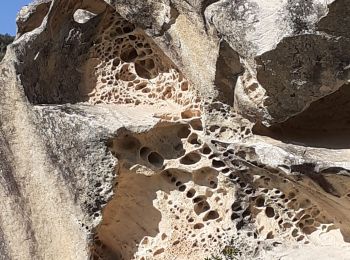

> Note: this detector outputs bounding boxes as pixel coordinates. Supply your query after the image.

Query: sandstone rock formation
[1,0,350,259]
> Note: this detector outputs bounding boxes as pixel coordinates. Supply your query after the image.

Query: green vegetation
[0,34,15,61]
[204,244,241,260]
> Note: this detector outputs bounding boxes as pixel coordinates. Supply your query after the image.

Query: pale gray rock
[0,0,350,259]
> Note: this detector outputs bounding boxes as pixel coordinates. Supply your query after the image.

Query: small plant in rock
[222,245,240,260]
[204,241,241,260]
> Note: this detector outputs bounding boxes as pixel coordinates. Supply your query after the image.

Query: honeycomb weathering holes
[93,121,341,259]
[93,122,246,259]
[139,146,151,160]
[84,9,200,112]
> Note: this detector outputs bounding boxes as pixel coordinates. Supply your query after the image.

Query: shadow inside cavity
[253,84,350,149]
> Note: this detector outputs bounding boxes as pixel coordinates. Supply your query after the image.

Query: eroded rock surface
[1,0,350,259]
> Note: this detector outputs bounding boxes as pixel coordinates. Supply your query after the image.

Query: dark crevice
[306,173,340,198]
[253,84,350,149]
[155,2,179,37]
[214,40,243,106]
[201,0,221,32]
[0,34,14,62]
[291,164,341,197]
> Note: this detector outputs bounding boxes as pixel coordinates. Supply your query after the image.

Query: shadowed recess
[253,84,350,149]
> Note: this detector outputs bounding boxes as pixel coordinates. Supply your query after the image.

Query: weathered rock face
[1,0,350,259]
[0,34,14,61]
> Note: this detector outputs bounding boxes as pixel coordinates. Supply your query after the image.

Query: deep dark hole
[212,159,225,168]
[148,152,164,168]
[120,47,138,62]
[203,210,219,221]
[180,153,201,165]
[135,62,152,79]
[265,207,275,218]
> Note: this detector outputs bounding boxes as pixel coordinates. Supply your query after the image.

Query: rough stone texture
[0,34,14,61]
[1,0,350,259]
